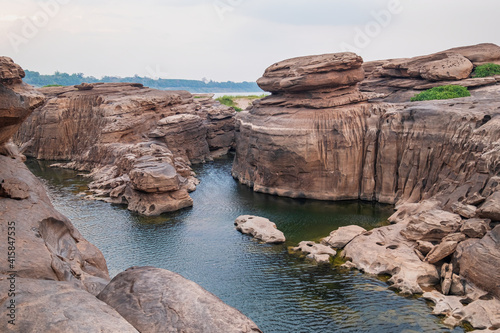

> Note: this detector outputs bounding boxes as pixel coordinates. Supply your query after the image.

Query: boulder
[454,225,500,299]
[452,202,478,219]
[416,240,435,255]
[441,263,454,295]
[416,53,473,81]
[129,161,181,193]
[257,52,364,93]
[234,215,286,244]
[291,241,337,264]
[401,209,462,242]
[0,278,138,333]
[321,225,367,248]
[461,218,491,238]
[97,267,262,333]
[425,240,460,264]
[74,82,94,91]
[478,191,500,221]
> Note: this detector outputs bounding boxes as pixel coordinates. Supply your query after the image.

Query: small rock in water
[291,241,337,264]
[234,215,286,244]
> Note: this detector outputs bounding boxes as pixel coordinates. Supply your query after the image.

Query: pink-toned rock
[235,215,285,244]
[291,241,337,264]
[321,225,366,248]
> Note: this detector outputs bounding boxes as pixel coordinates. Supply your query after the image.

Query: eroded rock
[291,241,336,264]
[321,225,366,248]
[97,267,262,333]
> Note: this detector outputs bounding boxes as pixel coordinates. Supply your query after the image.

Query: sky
[1,0,499,82]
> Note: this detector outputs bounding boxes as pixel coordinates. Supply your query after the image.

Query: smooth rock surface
[0,278,138,333]
[321,225,367,248]
[234,215,286,244]
[97,267,262,333]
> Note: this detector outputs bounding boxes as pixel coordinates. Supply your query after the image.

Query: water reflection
[26,157,462,333]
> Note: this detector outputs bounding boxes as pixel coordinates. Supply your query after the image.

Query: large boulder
[257,52,364,93]
[0,278,138,333]
[477,191,500,221]
[234,215,286,244]
[97,267,262,333]
[454,225,500,299]
[401,209,463,242]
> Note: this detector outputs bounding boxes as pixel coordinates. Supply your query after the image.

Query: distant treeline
[24,70,262,93]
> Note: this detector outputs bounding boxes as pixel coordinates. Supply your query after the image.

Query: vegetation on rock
[216,94,267,111]
[410,85,471,102]
[473,63,500,78]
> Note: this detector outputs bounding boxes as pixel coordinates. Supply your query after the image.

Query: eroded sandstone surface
[15,83,236,215]
[1,57,260,332]
[232,44,500,329]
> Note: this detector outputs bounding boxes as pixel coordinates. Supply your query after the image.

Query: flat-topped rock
[401,209,463,242]
[235,215,286,244]
[97,267,262,333]
[321,225,367,248]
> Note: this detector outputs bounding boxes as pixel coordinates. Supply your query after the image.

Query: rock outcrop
[97,267,262,333]
[321,225,366,248]
[15,83,236,215]
[1,58,261,333]
[232,44,500,329]
[235,215,286,244]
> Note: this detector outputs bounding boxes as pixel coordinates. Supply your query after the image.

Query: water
[212,92,269,98]
[26,157,462,333]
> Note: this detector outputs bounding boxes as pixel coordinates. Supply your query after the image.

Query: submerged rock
[97,267,262,333]
[291,241,337,264]
[234,215,286,244]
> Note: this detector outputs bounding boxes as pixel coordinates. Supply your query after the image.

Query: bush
[42,84,64,87]
[410,85,470,102]
[473,63,500,78]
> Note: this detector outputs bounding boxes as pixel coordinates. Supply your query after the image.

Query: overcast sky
[1,0,499,82]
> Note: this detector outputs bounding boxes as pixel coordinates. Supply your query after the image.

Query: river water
[26,157,462,333]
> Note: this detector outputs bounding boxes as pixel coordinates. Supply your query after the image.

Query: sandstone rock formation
[15,83,236,215]
[290,241,336,264]
[235,215,286,244]
[321,225,366,248]
[1,58,260,333]
[97,267,262,333]
[0,278,138,333]
[232,44,500,329]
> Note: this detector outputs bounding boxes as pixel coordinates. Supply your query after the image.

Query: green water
[26,157,462,333]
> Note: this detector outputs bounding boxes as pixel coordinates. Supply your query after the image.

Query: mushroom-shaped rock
[291,241,337,264]
[97,267,262,333]
[234,215,286,244]
[321,225,367,249]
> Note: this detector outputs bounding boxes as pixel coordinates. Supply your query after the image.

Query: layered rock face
[232,45,500,329]
[15,83,236,215]
[1,58,260,332]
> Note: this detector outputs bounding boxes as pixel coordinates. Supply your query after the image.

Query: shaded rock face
[0,57,44,147]
[15,83,236,215]
[0,278,138,333]
[97,267,262,333]
[0,153,110,296]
